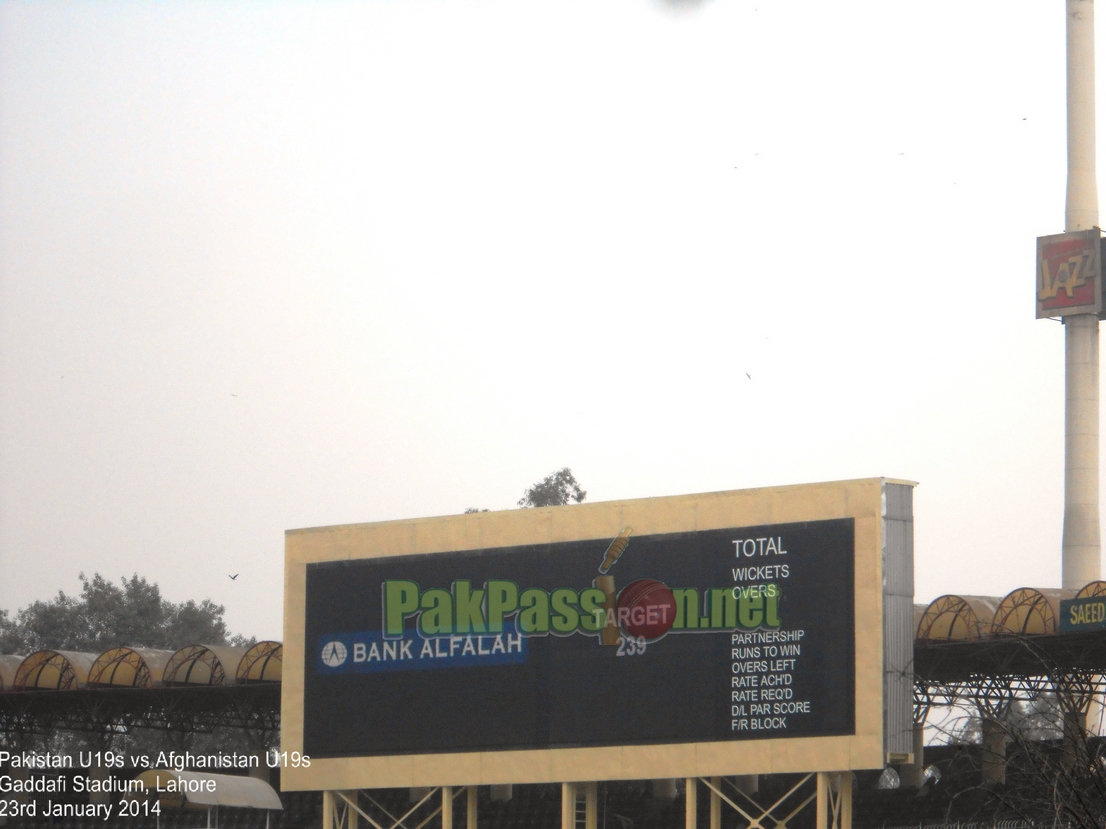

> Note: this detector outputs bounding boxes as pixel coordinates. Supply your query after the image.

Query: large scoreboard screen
[281,478,913,790]
[303,519,855,757]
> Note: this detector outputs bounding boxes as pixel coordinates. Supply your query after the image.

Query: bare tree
[918,637,1106,829]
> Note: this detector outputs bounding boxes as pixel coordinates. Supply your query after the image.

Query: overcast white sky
[0,0,1092,642]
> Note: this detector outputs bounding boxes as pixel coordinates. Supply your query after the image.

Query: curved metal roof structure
[916,594,1001,641]
[88,647,176,688]
[1076,579,1106,598]
[163,645,248,686]
[0,643,281,694]
[237,641,282,684]
[914,580,1106,642]
[992,587,1074,635]
[14,650,97,690]
[0,644,282,738]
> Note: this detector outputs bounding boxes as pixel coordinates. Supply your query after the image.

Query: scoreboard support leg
[560,781,597,829]
[584,781,598,829]
[709,777,721,829]
[816,772,852,829]
[442,787,453,829]
[561,782,576,829]
[467,785,478,829]
[685,777,697,829]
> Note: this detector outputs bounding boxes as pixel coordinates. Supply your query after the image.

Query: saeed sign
[302,519,854,758]
[1060,596,1106,632]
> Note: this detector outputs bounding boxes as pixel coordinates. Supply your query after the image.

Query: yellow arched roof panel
[993,587,1076,636]
[163,645,247,686]
[1076,580,1106,599]
[14,651,96,690]
[917,595,1002,641]
[236,641,282,684]
[88,648,176,688]
[0,655,25,691]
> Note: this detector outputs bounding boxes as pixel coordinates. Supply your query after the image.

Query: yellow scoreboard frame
[281,477,914,791]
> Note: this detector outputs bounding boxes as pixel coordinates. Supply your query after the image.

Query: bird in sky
[229,574,239,580]
[746,373,752,380]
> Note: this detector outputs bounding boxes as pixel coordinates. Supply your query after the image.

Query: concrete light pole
[1062,0,1101,589]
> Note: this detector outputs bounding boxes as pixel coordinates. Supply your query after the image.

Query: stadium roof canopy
[132,769,284,810]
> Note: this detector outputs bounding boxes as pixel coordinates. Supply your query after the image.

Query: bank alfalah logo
[321,641,348,667]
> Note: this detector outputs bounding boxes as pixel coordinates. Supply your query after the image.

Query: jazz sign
[1037,229,1103,318]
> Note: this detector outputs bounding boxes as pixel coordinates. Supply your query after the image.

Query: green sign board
[1059,597,1106,632]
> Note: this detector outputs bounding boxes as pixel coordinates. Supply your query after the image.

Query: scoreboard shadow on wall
[281,478,914,790]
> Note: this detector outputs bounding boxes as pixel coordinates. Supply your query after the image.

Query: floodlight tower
[1062,0,1100,589]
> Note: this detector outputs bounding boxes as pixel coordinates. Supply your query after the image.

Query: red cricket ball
[616,579,677,640]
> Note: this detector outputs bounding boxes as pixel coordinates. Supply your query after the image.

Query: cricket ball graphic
[616,579,677,640]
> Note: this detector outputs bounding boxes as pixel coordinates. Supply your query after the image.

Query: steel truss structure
[913,629,1106,795]
[0,684,279,742]
[914,631,1106,714]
